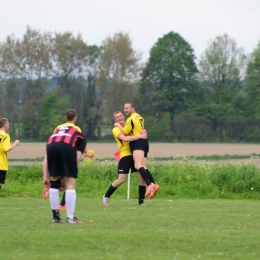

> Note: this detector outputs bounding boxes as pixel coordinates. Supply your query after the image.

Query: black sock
[139,185,146,204]
[146,169,155,184]
[138,167,151,185]
[105,185,117,198]
[52,209,60,218]
[60,191,66,206]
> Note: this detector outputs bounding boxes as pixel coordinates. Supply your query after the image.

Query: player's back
[124,112,144,136]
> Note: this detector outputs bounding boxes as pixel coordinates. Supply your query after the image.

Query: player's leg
[143,157,155,183]
[58,177,66,209]
[133,149,156,197]
[47,142,66,223]
[103,174,127,206]
[143,157,160,198]
[137,171,146,205]
[64,176,78,223]
[103,156,132,205]
[0,170,7,189]
[49,176,62,223]
[143,147,159,198]
[59,191,66,210]
[133,150,151,184]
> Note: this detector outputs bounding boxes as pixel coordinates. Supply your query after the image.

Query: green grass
[2,159,260,259]
[8,153,260,162]
[3,158,260,200]
[0,198,260,259]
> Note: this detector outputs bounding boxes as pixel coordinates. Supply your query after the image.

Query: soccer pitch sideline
[0,198,260,260]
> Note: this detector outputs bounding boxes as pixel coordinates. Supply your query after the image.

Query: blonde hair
[0,118,9,128]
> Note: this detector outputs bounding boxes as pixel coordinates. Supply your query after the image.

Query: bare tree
[19,26,53,139]
[51,31,88,126]
[97,32,143,121]
[0,35,22,137]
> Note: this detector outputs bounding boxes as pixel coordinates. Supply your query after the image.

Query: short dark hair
[125,102,135,109]
[66,109,77,121]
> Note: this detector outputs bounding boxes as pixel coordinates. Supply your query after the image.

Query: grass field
[0,198,260,260]
[4,143,260,259]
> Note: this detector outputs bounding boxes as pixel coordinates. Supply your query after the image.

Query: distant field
[9,142,260,159]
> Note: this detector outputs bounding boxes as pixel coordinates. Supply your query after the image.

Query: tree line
[1,26,260,142]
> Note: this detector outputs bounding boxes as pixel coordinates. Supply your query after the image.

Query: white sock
[65,189,76,219]
[49,188,59,210]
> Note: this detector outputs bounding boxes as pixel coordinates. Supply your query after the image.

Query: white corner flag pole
[127,168,131,200]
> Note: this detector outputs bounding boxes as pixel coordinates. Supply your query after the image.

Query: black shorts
[118,155,137,174]
[47,142,78,178]
[0,170,7,184]
[129,139,149,158]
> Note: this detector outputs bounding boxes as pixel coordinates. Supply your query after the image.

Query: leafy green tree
[194,103,236,130]
[145,112,172,141]
[244,41,260,118]
[140,31,203,120]
[97,32,142,121]
[39,92,72,141]
[198,34,247,105]
[173,113,214,142]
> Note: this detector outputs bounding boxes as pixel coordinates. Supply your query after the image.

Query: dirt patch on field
[9,142,260,159]
[8,142,260,166]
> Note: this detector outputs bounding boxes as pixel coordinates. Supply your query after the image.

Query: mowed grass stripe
[0,198,259,260]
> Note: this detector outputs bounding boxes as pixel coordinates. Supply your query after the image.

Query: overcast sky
[1,0,259,62]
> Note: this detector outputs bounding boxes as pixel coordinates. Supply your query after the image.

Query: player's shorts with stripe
[129,139,149,158]
[0,170,7,184]
[47,142,78,178]
[118,155,137,174]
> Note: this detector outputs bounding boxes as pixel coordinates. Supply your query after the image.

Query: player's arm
[75,136,87,163]
[118,129,147,141]
[3,140,20,152]
[113,122,147,140]
[43,154,50,187]
[114,119,133,135]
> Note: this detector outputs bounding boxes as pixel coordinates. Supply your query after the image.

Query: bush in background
[2,159,260,200]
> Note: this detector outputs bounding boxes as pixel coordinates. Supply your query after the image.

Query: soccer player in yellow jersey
[121,102,159,199]
[103,111,147,206]
[0,118,20,189]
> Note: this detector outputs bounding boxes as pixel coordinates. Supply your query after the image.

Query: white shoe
[66,217,82,224]
[103,195,109,206]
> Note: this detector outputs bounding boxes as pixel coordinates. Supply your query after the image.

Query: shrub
[3,159,260,200]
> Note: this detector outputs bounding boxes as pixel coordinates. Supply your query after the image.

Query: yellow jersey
[112,127,132,159]
[54,122,81,133]
[0,130,11,170]
[123,112,144,136]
